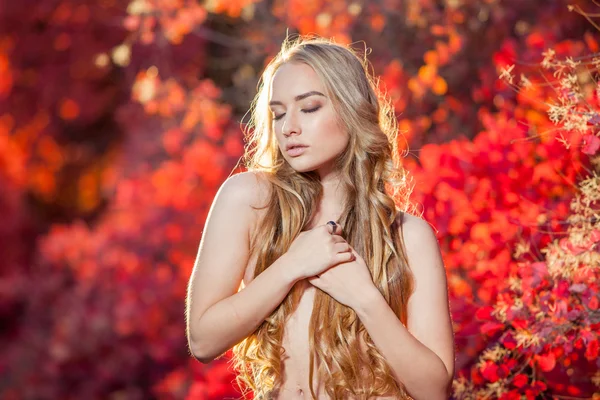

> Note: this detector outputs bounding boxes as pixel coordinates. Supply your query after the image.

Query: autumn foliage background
[1,0,599,399]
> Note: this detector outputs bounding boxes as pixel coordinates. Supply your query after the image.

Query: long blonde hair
[230,34,417,399]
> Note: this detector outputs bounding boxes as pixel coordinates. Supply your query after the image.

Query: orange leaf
[585,32,600,52]
[37,135,63,167]
[407,77,426,99]
[370,13,386,32]
[423,50,438,66]
[432,76,447,95]
[471,223,493,247]
[418,64,437,85]
[59,98,80,120]
[430,24,445,36]
[526,31,545,49]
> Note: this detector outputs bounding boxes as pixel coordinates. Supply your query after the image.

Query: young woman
[186,35,455,399]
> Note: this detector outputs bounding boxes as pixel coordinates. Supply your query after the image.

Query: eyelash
[273,106,321,121]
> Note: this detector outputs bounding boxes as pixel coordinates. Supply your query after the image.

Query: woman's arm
[191,253,298,363]
[185,171,300,363]
[353,214,455,400]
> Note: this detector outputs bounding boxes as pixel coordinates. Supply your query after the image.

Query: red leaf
[512,318,528,330]
[481,361,499,382]
[513,373,528,388]
[475,306,495,321]
[567,385,582,395]
[481,321,504,335]
[582,134,600,155]
[500,392,521,400]
[536,352,556,372]
[532,380,547,391]
[585,339,599,360]
[502,333,517,350]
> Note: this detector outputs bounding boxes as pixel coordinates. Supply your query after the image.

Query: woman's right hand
[284,222,355,280]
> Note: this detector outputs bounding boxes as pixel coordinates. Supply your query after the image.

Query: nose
[281,112,301,137]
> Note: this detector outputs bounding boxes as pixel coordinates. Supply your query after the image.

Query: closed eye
[273,106,321,121]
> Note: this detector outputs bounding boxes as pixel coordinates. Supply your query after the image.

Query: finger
[334,251,354,264]
[325,221,337,235]
[330,234,347,244]
[333,224,343,236]
[333,242,351,253]
[325,221,345,235]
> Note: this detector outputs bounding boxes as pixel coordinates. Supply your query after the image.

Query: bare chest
[242,257,319,397]
[241,210,399,398]
[278,281,322,398]
[243,268,397,399]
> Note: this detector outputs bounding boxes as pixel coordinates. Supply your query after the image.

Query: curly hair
[229,34,418,399]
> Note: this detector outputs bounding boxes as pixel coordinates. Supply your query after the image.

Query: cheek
[311,110,346,140]
[320,117,348,148]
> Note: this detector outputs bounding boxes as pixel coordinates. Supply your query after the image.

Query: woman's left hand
[307,246,379,310]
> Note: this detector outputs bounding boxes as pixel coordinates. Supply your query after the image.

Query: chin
[288,164,316,173]
[285,158,319,173]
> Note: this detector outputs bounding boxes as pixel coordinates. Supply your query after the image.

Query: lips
[285,143,308,151]
[286,144,308,157]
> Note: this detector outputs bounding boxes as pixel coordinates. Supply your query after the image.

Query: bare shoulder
[395,211,444,278]
[219,170,271,215]
[397,212,439,252]
[221,170,271,204]
[221,170,272,233]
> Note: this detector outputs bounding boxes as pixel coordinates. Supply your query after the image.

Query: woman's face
[269,62,349,176]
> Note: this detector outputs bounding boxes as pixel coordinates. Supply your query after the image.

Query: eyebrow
[269,91,326,106]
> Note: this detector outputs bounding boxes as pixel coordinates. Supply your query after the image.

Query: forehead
[270,62,324,99]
